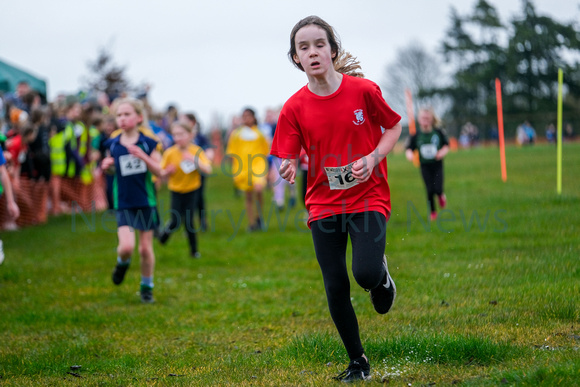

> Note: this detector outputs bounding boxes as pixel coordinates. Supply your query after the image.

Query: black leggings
[194,176,208,229]
[310,211,387,360]
[162,190,199,254]
[420,161,444,212]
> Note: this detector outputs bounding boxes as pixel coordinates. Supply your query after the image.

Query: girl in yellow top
[158,121,212,258]
[225,108,270,231]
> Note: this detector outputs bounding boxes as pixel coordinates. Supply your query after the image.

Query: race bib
[119,154,147,176]
[239,127,259,141]
[180,159,197,174]
[420,143,438,160]
[324,162,359,190]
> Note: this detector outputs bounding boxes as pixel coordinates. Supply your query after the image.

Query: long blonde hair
[333,49,364,78]
[419,107,443,129]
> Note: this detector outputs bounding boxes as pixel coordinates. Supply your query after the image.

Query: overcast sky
[2,0,578,130]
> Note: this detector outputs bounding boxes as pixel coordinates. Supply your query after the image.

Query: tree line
[383,0,580,140]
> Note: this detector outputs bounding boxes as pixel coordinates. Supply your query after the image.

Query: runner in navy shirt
[101,98,162,303]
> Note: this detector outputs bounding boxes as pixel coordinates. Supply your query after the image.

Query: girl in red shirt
[271,16,402,382]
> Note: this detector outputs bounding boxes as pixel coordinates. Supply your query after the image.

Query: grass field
[0,143,579,386]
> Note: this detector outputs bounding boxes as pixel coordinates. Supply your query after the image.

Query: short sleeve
[197,148,211,166]
[438,129,449,146]
[188,144,210,166]
[270,104,302,159]
[144,137,159,155]
[366,81,401,130]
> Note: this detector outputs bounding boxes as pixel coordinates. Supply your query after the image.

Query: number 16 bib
[324,162,359,190]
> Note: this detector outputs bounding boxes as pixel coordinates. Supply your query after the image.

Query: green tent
[0,58,47,99]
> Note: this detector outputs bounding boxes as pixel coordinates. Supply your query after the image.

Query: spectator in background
[96,91,111,115]
[564,123,575,141]
[23,108,51,224]
[0,94,5,133]
[21,90,42,114]
[517,121,536,145]
[0,146,20,264]
[95,115,117,209]
[523,121,536,144]
[143,100,173,150]
[14,122,38,227]
[47,100,69,215]
[5,106,28,199]
[545,124,556,144]
[5,81,32,112]
[79,103,102,211]
[459,121,479,148]
[57,100,94,212]
[516,123,527,145]
[160,105,178,135]
[489,125,499,144]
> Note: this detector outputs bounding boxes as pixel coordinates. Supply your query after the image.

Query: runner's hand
[127,145,147,160]
[278,158,296,185]
[101,156,115,171]
[351,156,375,183]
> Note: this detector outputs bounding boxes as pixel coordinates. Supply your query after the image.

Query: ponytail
[333,50,364,78]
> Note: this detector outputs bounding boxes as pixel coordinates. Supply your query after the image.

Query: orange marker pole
[495,78,507,182]
[405,89,420,167]
[405,89,417,136]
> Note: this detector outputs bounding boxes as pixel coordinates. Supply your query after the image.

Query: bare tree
[82,47,132,101]
[382,41,447,122]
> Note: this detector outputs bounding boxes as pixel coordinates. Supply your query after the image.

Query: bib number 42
[119,154,147,176]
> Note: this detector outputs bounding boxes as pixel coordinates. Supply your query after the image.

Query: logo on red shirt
[353,109,365,125]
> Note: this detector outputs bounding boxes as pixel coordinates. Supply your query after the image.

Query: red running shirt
[271,74,401,225]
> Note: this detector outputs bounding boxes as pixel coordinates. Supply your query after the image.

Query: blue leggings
[310,211,387,360]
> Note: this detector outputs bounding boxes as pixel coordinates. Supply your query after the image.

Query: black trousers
[194,176,208,229]
[420,161,444,212]
[162,190,199,254]
[310,211,387,360]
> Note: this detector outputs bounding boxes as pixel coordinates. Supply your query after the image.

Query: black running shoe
[140,285,154,304]
[157,229,169,245]
[112,262,130,285]
[333,357,371,382]
[247,221,263,232]
[369,255,396,314]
